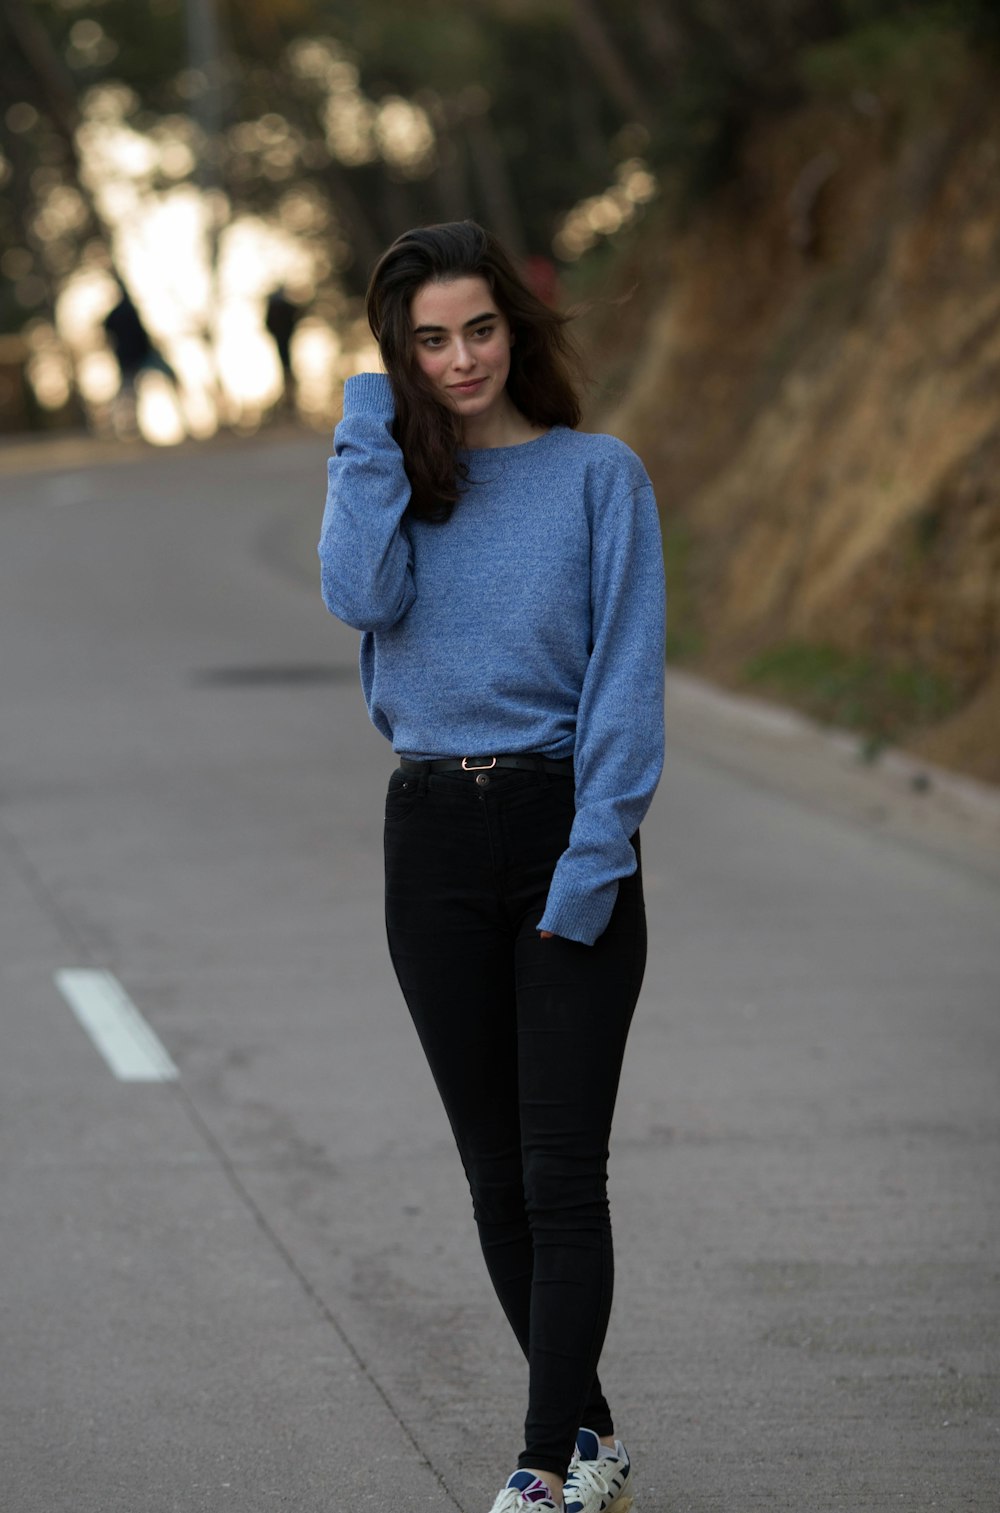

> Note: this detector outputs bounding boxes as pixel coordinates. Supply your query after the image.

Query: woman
[319,221,664,1513]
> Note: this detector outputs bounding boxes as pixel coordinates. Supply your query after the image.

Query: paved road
[2,436,998,1513]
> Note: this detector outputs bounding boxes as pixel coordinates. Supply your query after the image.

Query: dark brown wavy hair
[365,221,583,522]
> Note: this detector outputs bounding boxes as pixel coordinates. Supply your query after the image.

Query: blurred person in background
[264,284,303,410]
[319,220,664,1513]
[102,280,178,431]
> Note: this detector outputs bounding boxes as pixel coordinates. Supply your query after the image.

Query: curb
[664,669,1000,883]
[0,421,325,478]
[666,669,1000,818]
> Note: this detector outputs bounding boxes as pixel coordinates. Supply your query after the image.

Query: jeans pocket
[384,771,422,826]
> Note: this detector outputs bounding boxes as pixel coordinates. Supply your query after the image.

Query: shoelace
[566,1456,615,1501]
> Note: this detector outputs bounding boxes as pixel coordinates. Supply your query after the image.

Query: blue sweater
[319,372,665,945]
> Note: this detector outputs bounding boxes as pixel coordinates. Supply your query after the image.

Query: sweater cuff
[537,877,620,947]
[343,371,395,419]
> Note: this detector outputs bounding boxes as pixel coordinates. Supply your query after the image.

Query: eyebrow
[412,309,499,334]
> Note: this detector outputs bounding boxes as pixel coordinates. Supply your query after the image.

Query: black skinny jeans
[383,763,647,1481]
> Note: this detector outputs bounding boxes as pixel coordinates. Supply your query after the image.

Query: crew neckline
[458,426,566,458]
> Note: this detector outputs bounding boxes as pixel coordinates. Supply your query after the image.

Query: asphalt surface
[1,433,998,1513]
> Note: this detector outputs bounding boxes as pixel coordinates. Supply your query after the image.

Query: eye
[473,324,495,339]
[419,335,445,349]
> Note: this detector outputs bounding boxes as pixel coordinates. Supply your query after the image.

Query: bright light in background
[374,96,435,176]
[34,53,659,444]
[553,158,658,261]
[77,347,119,404]
[57,267,120,345]
[120,187,215,329]
[51,82,344,444]
[293,320,342,424]
[216,304,280,420]
[168,335,218,439]
[137,371,185,446]
[25,321,74,410]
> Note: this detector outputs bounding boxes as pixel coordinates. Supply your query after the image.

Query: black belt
[398,753,573,777]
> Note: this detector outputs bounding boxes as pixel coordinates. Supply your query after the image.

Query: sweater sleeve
[318,372,416,631]
[537,474,666,946]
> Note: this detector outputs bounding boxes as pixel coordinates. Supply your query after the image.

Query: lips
[449,378,486,393]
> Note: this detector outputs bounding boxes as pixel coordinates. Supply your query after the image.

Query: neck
[461,393,546,450]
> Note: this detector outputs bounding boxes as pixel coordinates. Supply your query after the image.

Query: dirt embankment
[592,58,1000,785]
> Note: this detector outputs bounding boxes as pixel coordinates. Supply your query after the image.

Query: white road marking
[55,969,178,1082]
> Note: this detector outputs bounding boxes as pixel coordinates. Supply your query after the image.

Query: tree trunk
[2,0,106,243]
[571,0,655,127]
[465,110,526,256]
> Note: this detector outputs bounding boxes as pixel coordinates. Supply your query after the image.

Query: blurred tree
[1,0,996,429]
[0,0,116,415]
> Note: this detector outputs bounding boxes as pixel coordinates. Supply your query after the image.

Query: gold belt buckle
[461,756,497,771]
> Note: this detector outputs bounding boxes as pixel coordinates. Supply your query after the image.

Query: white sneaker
[562,1429,633,1513]
[489,1469,564,1511]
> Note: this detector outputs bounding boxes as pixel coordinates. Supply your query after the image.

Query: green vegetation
[743,641,961,752]
[800,10,972,110]
[4,0,999,335]
[661,518,703,662]
[2,0,998,430]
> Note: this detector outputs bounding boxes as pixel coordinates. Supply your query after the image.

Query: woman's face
[409,275,513,423]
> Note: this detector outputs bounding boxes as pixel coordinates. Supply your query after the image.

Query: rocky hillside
[590,46,1000,785]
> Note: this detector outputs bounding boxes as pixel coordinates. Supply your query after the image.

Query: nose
[451,338,475,371]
